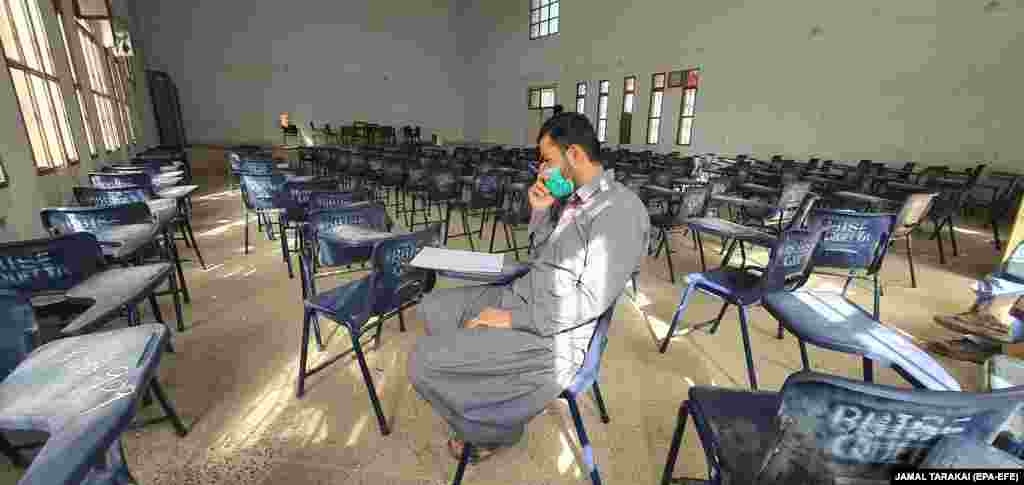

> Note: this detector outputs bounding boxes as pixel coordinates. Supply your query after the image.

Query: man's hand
[528,170,557,211]
[465,307,513,329]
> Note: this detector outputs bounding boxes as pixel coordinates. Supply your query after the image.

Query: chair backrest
[89,172,150,189]
[273,178,338,211]
[240,173,286,211]
[306,203,391,267]
[0,290,37,380]
[0,233,104,294]
[237,159,276,176]
[308,189,373,211]
[894,192,939,235]
[761,228,826,292]
[73,186,153,208]
[365,224,443,318]
[807,209,895,273]
[40,203,154,236]
[756,371,1024,484]
[670,187,709,224]
[565,297,621,396]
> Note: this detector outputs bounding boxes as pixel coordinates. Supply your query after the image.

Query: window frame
[1,0,81,173]
[55,8,95,157]
[575,81,586,115]
[620,75,636,144]
[596,80,609,142]
[528,0,559,40]
[76,17,122,153]
[676,68,700,146]
[527,85,557,110]
[646,73,666,145]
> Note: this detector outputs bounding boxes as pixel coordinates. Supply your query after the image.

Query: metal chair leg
[948,216,959,257]
[660,401,690,485]
[799,340,810,369]
[664,230,677,284]
[350,330,390,435]
[150,379,188,437]
[0,434,26,468]
[566,396,603,485]
[452,442,473,485]
[906,235,918,288]
[282,222,294,279]
[736,306,759,390]
[297,310,312,398]
[183,219,206,269]
[591,381,610,423]
[863,357,874,382]
[244,211,250,255]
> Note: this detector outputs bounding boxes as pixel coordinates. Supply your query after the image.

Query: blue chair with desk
[296,224,441,438]
[0,290,181,483]
[661,371,1024,485]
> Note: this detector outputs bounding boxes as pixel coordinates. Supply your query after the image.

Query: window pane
[530,89,540,108]
[577,82,586,96]
[76,89,95,154]
[531,9,540,24]
[531,0,540,9]
[678,117,694,145]
[550,1,558,18]
[539,20,548,36]
[653,73,666,89]
[541,5,550,20]
[49,80,77,161]
[647,118,660,144]
[651,92,663,118]
[530,23,539,38]
[32,75,63,165]
[122,102,134,141]
[57,14,76,83]
[625,77,635,92]
[0,0,21,62]
[599,80,609,93]
[624,93,634,113]
[576,97,585,113]
[598,119,607,142]
[598,97,608,118]
[549,17,558,34]
[11,68,49,167]
[27,0,53,75]
[683,88,696,116]
[686,69,700,89]
[9,0,40,70]
[540,88,555,108]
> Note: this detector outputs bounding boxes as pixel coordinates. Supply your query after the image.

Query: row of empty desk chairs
[0,148,201,484]
[223,144,1024,484]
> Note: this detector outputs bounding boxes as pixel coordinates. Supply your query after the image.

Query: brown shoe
[924,338,1001,364]
[934,312,1014,343]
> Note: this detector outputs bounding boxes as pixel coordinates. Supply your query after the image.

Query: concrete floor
[0,155,1005,484]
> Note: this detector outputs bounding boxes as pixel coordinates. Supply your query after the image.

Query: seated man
[408,113,650,461]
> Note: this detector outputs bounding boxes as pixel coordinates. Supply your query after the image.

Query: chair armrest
[60,264,174,335]
[432,262,531,285]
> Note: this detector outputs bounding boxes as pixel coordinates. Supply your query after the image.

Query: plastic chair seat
[62,263,175,335]
[94,224,160,260]
[688,386,782,484]
[688,269,764,305]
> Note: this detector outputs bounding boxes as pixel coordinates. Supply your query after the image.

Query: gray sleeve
[511,198,648,336]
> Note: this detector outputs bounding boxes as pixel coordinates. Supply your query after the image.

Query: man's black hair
[552,104,564,116]
[537,112,601,164]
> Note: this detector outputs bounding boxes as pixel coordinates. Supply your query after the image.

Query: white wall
[134,0,467,145]
[468,0,1024,169]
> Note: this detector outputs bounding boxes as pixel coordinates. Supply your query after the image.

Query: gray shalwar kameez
[408,168,650,446]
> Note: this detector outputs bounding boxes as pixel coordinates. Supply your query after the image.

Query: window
[646,73,666,144]
[108,55,134,144]
[676,69,700,146]
[55,11,95,156]
[620,76,636,144]
[529,0,559,39]
[1,0,80,171]
[77,18,121,151]
[597,80,609,142]
[528,86,556,109]
[575,81,586,114]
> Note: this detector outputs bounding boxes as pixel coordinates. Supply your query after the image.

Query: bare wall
[134,0,468,145]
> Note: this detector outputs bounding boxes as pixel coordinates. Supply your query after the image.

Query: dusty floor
[0,156,1008,484]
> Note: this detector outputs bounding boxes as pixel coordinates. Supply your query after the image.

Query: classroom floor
[0,149,1005,484]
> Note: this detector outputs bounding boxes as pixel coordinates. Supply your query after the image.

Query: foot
[447,439,499,464]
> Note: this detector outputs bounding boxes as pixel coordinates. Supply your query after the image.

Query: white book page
[410,247,504,273]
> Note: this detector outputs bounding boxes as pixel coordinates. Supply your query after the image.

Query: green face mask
[544,166,575,199]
